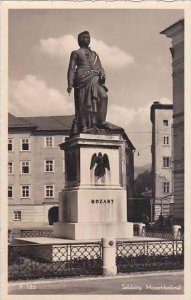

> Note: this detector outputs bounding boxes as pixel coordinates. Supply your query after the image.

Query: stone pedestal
[53,133,133,239]
[172,225,181,239]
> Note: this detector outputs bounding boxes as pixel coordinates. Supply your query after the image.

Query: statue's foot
[81,127,89,133]
[81,126,101,134]
[92,126,100,133]
[99,122,110,130]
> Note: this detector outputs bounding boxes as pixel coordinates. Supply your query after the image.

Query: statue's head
[78,31,90,47]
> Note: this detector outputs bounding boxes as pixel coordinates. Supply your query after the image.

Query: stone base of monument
[13,237,101,262]
[53,133,133,240]
[54,185,133,239]
[54,221,133,240]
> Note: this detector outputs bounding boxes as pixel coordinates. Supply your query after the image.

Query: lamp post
[150,199,154,223]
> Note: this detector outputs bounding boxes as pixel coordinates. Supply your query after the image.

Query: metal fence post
[102,238,117,276]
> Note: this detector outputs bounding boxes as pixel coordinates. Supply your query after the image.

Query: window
[45,137,54,148]
[163,120,169,126]
[163,157,170,168]
[45,185,54,198]
[21,161,30,174]
[45,160,54,172]
[21,185,30,198]
[8,186,13,198]
[8,139,13,151]
[163,135,170,145]
[21,138,30,151]
[8,162,13,174]
[163,182,170,193]
[14,211,21,221]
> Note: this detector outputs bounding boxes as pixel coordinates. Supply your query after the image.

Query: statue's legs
[100,96,108,123]
[97,86,108,125]
[81,117,86,130]
[74,90,89,132]
[74,83,108,132]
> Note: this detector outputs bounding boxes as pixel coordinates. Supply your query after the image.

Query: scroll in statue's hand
[99,73,106,84]
[67,86,73,94]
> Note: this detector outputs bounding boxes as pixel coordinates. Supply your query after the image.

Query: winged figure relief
[90,152,110,178]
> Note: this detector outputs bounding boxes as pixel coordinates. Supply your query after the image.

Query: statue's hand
[67,86,73,94]
[100,73,105,80]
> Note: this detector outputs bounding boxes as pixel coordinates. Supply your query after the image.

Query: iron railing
[21,230,54,238]
[144,231,174,239]
[145,230,184,240]
[133,225,183,240]
[8,239,184,281]
[8,242,102,280]
[116,239,184,273]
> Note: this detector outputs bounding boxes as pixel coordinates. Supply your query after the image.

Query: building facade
[150,101,173,220]
[161,19,184,225]
[8,113,135,229]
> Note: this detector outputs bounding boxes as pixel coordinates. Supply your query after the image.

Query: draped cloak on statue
[67,47,108,129]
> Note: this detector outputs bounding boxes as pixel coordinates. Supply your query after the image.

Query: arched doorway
[48,206,59,225]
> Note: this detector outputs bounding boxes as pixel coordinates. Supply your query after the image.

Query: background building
[8,113,135,229]
[161,19,184,226]
[150,101,173,220]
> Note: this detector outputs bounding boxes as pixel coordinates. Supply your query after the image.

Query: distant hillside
[134,163,151,178]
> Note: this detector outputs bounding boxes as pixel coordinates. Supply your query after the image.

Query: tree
[133,170,152,222]
[134,170,152,198]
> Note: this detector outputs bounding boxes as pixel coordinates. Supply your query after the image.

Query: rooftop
[160,18,184,36]
[150,102,173,123]
[8,113,135,150]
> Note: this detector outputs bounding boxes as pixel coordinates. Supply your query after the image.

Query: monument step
[54,221,133,240]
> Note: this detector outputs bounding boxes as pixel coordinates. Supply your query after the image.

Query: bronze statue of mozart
[67,31,109,134]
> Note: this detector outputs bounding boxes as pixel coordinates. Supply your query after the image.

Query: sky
[8,9,183,167]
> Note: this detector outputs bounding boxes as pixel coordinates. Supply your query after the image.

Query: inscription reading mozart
[91,199,114,204]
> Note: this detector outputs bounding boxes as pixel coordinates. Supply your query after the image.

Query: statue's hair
[78,31,90,46]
